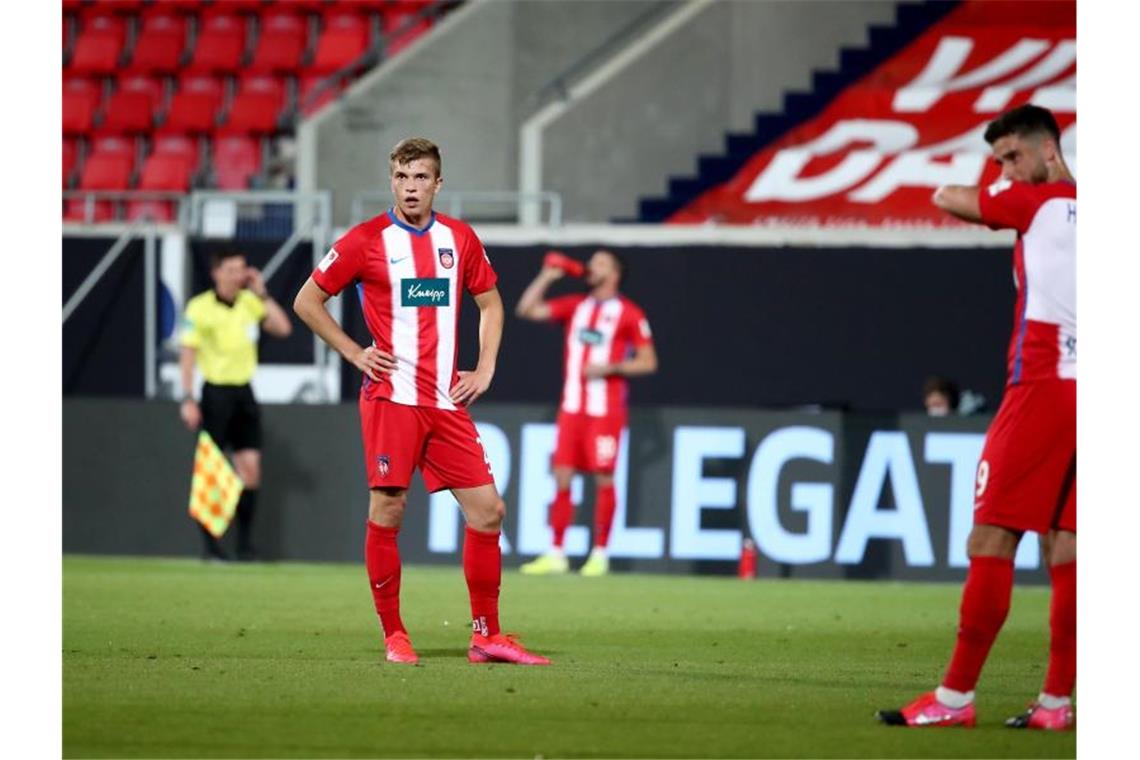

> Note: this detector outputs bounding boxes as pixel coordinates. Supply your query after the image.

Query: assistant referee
[180,249,292,560]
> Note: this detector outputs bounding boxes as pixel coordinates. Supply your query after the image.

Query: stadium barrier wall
[62,234,1015,412]
[63,399,1048,583]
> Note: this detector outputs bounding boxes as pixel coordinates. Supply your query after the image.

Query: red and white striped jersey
[978,179,1076,386]
[311,210,497,409]
[547,293,653,417]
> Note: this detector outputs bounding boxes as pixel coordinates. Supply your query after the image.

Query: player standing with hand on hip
[516,249,657,576]
[877,104,1076,730]
[293,138,549,666]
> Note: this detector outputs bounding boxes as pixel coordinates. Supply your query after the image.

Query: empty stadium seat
[188,14,248,73]
[249,11,308,73]
[127,149,195,222]
[128,13,187,73]
[161,75,225,134]
[311,11,370,74]
[69,13,126,75]
[63,77,102,136]
[212,135,262,190]
[99,75,163,134]
[65,136,136,222]
[298,74,343,116]
[152,133,201,172]
[63,138,78,189]
[218,75,285,134]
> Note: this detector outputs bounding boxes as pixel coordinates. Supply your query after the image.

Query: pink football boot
[384,631,419,664]
[468,633,551,665]
[1005,701,1074,730]
[877,692,976,727]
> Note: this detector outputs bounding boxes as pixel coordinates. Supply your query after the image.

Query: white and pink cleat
[877,692,977,727]
[1005,701,1074,730]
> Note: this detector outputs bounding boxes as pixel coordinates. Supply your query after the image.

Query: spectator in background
[923,376,960,416]
[179,250,293,561]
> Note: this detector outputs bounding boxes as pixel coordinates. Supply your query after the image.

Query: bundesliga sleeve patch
[987,178,1012,197]
[317,248,339,272]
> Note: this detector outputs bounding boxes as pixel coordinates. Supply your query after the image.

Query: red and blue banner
[670,1,1075,227]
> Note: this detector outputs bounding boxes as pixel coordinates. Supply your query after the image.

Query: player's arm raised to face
[932,185,982,224]
[292,277,396,381]
[514,267,564,321]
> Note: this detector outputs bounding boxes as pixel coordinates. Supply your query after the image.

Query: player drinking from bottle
[515,250,657,576]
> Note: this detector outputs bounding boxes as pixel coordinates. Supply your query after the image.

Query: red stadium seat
[218,75,285,135]
[385,16,430,57]
[65,141,135,222]
[311,11,370,74]
[161,75,225,134]
[63,77,102,136]
[274,0,334,12]
[298,73,344,116]
[138,151,194,191]
[249,11,307,73]
[152,134,201,171]
[100,75,163,134]
[211,135,262,190]
[63,138,78,189]
[69,14,126,75]
[129,13,187,73]
[188,14,248,73]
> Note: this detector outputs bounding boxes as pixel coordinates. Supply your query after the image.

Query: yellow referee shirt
[180,290,267,385]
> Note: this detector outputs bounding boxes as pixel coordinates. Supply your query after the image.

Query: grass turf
[63,555,1075,758]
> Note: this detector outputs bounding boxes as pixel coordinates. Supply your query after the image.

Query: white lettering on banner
[835,432,935,566]
[974,41,1076,112]
[428,423,513,554]
[850,151,988,203]
[746,427,834,564]
[669,427,745,560]
[894,37,1052,112]
[745,120,918,202]
[924,432,1039,570]
[517,424,588,556]
[606,429,666,558]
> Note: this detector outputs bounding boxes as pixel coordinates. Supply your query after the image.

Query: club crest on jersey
[438,248,455,269]
[578,327,604,345]
[377,455,390,478]
[401,277,450,307]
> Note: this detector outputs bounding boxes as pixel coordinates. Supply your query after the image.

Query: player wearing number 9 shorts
[878,104,1077,731]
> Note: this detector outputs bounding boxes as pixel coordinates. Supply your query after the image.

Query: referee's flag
[188,431,243,538]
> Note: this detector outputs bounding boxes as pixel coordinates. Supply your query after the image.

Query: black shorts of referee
[200,382,262,451]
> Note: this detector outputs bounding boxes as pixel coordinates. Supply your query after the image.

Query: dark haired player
[516,249,657,576]
[878,104,1076,730]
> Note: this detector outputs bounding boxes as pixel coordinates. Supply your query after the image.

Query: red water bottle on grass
[738,538,757,580]
[543,250,585,278]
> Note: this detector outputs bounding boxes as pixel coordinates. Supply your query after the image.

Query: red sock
[1043,560,1076,697]
[464,525,501,637]
[942,556,1014,692]
[549,488,574,548]
[364,520,405,638]
[594,484,617,549]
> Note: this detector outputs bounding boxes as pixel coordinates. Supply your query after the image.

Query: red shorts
[359,398,494,493]
[552,410,625,474]
[974,379,1076,534]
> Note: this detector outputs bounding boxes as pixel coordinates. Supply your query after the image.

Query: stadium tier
[62,0,452,218]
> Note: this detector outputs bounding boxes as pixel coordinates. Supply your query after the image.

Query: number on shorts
[975,459,990,499]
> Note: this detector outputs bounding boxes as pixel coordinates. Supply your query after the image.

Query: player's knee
[471,498,505,532]
[1049,531,1076,565]
[369,488,407,526]
[966,524,1020,559]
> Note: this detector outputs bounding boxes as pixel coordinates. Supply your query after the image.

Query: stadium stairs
[632,0,959,222]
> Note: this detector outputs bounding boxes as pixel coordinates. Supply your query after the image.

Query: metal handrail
[351,190,563,226]
[63,191,187,225]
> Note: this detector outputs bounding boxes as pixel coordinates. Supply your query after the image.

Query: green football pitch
[63,555,1075,758]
